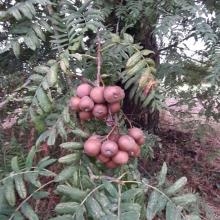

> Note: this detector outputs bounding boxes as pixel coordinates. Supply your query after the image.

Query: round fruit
[92,104,108,119]
[130,144,141,157]
[79,96,94,112]
[101,140,118,157]
[76,83,93,98]
[108,102,121,113]
[97,154,110,163]
[105,160,118,169]
[84,139,101,157]
[69,96,81,111]
[136,136,145,145]
[90,87,105,104]
[112,151,129,165]
[128,127,144,142]
[79,111,92,121]
[104,86,125,103]
[118,135,137,152]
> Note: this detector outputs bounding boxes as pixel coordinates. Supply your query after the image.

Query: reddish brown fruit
[128,127,144,143]
[84,139,101,157]
[90,87,105,104]
[92,104,108,119]
[97,154,110,163]
[69,96,81,111]
[112,151,129,165]
[79,96,94,112]
[104,86,125,103]
[136,136,145,145]
[76,83,92,98]
[108,102,121,113]
[130,144,141,157]
[79,111,92,121]
[101,140,118,157]
[105,160,118,169]
[118,135,137,152]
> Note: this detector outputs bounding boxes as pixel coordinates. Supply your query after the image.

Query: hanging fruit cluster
[69,83,125,121]
[69,83,145,169]
[84,127,145,168]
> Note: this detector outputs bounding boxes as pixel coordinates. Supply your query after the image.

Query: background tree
[0,0,219,219]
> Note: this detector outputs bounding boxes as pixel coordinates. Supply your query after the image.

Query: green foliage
[0,146,56,219]
[0,0,219,219]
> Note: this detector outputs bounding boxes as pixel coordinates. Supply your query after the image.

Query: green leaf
[47,128,56,146]
[13,211,25,220]
[33,65,50,74]
[172,193,197,206]
[55,166,76,182]
[103,181,118,198]
[12,41,20,58]
[36,87,51,113]
[146,190,165,220]
[166,177,187,195]
[58,153,80,164]
[85,196,105,219]
[29,74,44,82]
[126,52,142,68]
[19,5,33,19]
[141,49,155,56]
[38,157,56,169]
[157,162,167,187]
[21,203,39,220]
[59,142,83,150]
[72,129,89,138]
[11,156,20,172]
[25,146,36,169]
[9,7,22,20]
[62,107,70,123]
[14,174,27,199]
[123,33,134,43]
[32,24,46,41]
[166,201,181,220]
[56,185,88,202]
[55,202,79,214]
[24,172,41,187]
[4,177,16,207]
[47,64,58,86]
[49,215,73,220]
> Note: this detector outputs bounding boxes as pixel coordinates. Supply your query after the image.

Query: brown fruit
[128,127,144,143]
[136,136,145,145]
[130,144,141,157]
[84,139,101,157]
[112,151,129,165]
[79,96,94,112]
[101,140,118,157]
[118,135,137,152]
[76,83,92,98]
[69,96,81,111]
[104,86,125,103]
[105,160,118,169]
[108,133,120,142]
[97,154,110,163]
[108,102,121,113]
[79,111,92,121]
[90,87,105,104]
[92,104,108,119]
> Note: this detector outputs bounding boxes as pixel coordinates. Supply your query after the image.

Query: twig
[117,184,122,220]
[121,110,133,128]
[96,30,103,86]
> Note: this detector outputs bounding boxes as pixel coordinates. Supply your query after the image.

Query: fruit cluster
[69,83,145,168]
[84,127,145,168]
[69,83,125,121]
